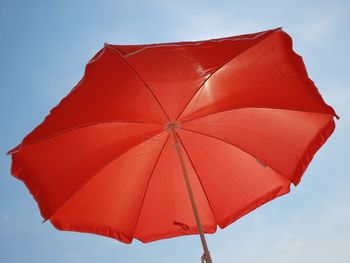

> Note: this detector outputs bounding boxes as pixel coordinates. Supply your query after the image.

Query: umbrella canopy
[8,28,337,262]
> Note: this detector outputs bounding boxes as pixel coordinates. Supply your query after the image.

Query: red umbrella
[8,28,338,263]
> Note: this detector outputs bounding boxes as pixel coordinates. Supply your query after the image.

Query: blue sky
[1,0,349,262]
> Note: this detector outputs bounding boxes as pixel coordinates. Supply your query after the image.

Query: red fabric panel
[181,109,335,185]
[179,30,337,122]
[134,133,216,243]
[177,128,290,228]
[50,132,169,243]
[11,122,162,219]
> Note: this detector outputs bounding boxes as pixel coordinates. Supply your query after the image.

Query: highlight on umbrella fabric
[8,27,338,262]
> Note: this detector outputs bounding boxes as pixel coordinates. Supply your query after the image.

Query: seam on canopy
[175,29,281,122]
[132,134,170,238]
[7,46,108,155]
[43,129,166,222]
[106,44,171,122]
[179,106,337,124]
[178,129,261,218]
[7,120,160,155]
[176,133,219,226]
[179,127,291,184]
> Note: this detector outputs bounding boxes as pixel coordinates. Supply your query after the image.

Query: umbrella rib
[179,106,337,125]
[176,133,219,226]
[8,120,158,155]
[44,129,166,222]
[106,45,171,122]
[179,127,289,183]
[174,28,279,121]
[132,134,170,238]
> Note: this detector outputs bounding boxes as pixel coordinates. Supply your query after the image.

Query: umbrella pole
[170,126,213,263]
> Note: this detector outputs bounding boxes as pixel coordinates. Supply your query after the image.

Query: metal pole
[169,124,213,263]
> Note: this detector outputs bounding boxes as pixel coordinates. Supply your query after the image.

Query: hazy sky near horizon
[1,1,349,262]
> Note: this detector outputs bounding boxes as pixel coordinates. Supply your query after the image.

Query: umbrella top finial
[164,121,181,131]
